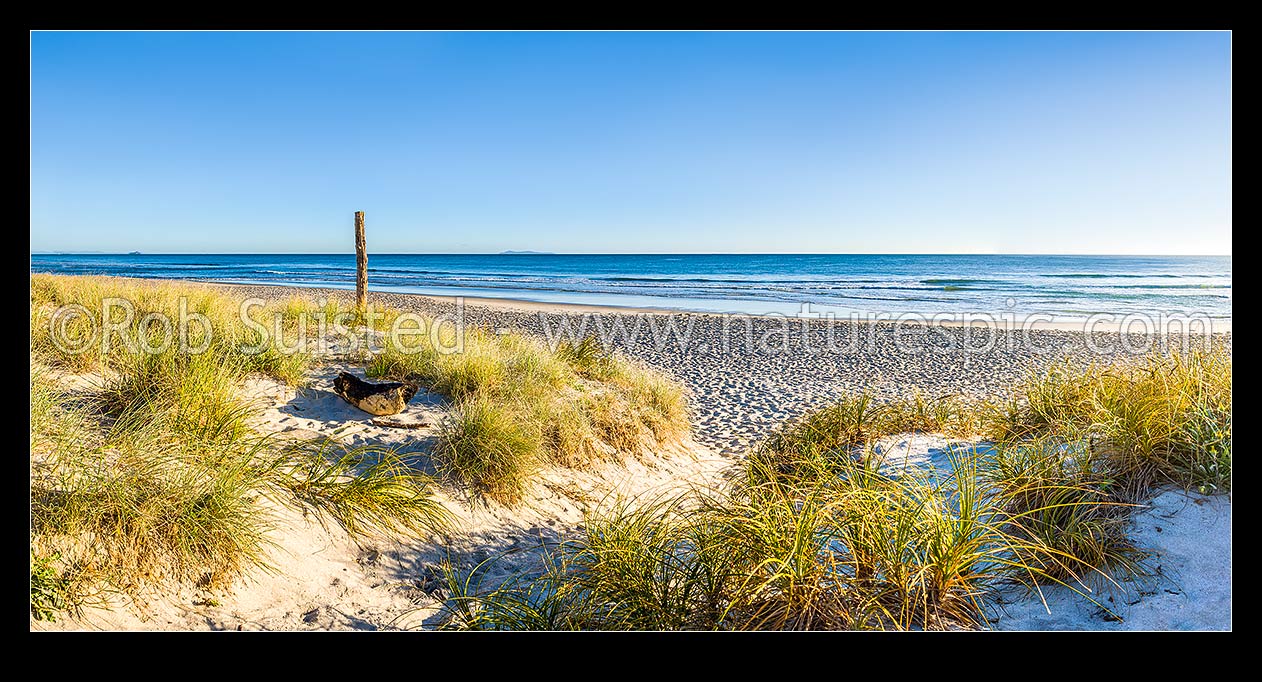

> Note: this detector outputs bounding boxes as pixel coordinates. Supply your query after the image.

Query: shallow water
[30,253,1231,321]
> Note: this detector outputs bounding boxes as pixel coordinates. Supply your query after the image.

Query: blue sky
[30,31,1231,254]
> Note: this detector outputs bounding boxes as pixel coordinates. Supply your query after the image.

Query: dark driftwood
[333,372,419,416]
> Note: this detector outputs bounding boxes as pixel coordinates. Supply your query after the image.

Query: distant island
[499,250,554,255]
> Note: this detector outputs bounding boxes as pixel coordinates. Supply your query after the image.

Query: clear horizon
[30,250,1233,257]
[31,31,1232,255]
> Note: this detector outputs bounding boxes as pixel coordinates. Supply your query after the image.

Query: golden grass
[30,276,451,621]
[368,324,689,504]
[30,274,689,620]
[436,349,1229,631]
[437,448,1143,630]
[32,275,1228,630]
[986,349,1231,495]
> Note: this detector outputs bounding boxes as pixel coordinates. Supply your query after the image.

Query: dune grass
[30,276,451,621]
[32,275,1227,629]
[746,391,977,490]
[31,365,451,620]
[981,436,1145,586]
[30,274,686,620]
[437,448,1139,631]
[986,349,1231,495]
[368,323,688,504]
[31,274,314,384]
[435,347,1228,631]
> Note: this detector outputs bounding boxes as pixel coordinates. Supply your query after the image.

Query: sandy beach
[30,30,1232,634]
[31,278,1232,631]
[34,340,731,631]
[204,282,1232,456]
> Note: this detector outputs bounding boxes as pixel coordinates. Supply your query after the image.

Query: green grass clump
[31,368,452,616]
[432,349,1229,631]
[434,397,544,503]
[33,440,274,594]
[274,441,453,539]
[30,550,73,622]
[982,436,1145,585]
[31,374,452,618]
[986,349,1231,495]
[747,392,977,490]
[556,335,622,381]
[31,273,314,385]
[30,276,452,621]
[370,329,689,504]
[437,449,1132,631]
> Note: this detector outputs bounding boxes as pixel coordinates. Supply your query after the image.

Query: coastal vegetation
[368,328,688,503]
[29,275,1230,629]
[29,275,687,619]
[436,349,1231,630]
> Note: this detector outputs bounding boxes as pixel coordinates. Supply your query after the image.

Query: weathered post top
[354,211,367,312]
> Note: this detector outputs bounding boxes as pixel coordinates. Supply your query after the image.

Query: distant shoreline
[29,253,1233,327]
[31,251,1235,257]
[191,278,1232,334]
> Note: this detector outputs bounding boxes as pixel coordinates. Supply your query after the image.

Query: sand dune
[34,288,1231,631]
[36,359,730,631]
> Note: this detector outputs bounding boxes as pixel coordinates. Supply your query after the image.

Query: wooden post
[354,211,367,311]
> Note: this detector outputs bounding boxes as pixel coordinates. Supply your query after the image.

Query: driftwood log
[333,372,419,416]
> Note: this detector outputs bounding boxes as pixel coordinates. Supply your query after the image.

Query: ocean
[30,253,1232,321]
